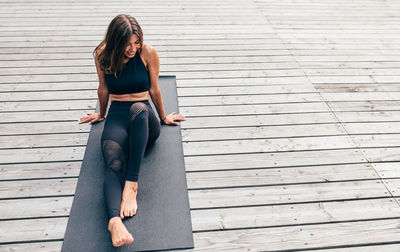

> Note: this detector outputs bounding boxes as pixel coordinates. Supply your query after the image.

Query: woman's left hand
[162,112,186,126]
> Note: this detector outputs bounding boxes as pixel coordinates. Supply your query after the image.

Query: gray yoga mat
[62,76,194,251]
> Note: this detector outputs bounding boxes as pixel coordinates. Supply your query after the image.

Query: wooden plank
[0,82,98,92]
[1,6,256,11]
[0,163,380,219]
[0,87,318,102]
[308,75,375,84]
[0,163,382,202]
[351,134,400,148]
[0,197,73,220]
[178,94,321,107]
[0,54,293,64]
[316,83,400,93]
[343,122,400,134]
[165,69,313,80]
[305,68,400,76]
[288,43,394,50]
[1,61,302,75]
[0,45,290,55]
[0,29,274,36]
[0,25,274,33]
[0,241,63,252]
[0,178,77,199]
[310,244,400,252]
[1,12,272,19]
[184,149,367,172]
[0,70,307,84]
[0,42,286,51]
[383,178,400,196]
[0,18,266,25]
[0,48,290,61]
[188,180,391,209]
[374,75,400,83]
[0,133,89,149]
[0,82,315,95]
[293,55,400,63]
[186,163,378,189]
[0,68,304,81]
[0,217,68,243]
[183,135,356,156]
[1,100,96,112]
[372,163,400,178]
[181,112,338,129]
[177,84,317,96]
[1,97,328,113]
[320,92,400,102]
[0,90,97,101]
[182,123,346,141]
[0,163,379,219]
[190,219,400,251]
[329,101,400,112]
[0,161,81,180]
[180,102,328,116]
[0,76,309,88]
[0,122,89,136]
[176,76,310,87]
[361,147,400,162]
[0,73,97,84]
[0,110,338,125]
[302,62,400,69]
[0,38,283,49]
[191,198,400,231]
[334,111,400,123]
[0,147,85,164]
[0,110,92,123]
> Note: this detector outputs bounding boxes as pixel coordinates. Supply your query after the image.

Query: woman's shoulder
[141,44,156,54]
[141,44,158,61]
[95,44,105,56]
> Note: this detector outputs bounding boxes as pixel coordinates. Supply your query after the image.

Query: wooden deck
[1,0,400,251]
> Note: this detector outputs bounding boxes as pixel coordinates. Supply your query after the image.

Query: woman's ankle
[124,181,138,192]
[109,216,122,227]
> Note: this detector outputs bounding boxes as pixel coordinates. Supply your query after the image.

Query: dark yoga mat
[62,76,194,252]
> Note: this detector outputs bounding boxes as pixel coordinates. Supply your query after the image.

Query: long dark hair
[94,14,143,77]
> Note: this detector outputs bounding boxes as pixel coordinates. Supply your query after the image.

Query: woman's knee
[101,139,126,173]
[129,102,149,122]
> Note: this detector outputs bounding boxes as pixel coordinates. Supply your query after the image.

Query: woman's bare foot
[120,181,138,219]
[108,217,134,247]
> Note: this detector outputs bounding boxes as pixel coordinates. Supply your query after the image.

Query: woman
[79,14,185,247]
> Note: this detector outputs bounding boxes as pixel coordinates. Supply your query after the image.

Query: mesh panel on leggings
[129,102,148,122]
[101,139,126,172]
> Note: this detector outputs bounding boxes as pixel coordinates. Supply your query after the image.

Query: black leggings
[101,100,161,220]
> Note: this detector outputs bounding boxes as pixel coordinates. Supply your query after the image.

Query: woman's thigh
[101,114,129,173]
[146,105,161,147]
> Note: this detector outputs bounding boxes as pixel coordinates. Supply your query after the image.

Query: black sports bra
[105,51,150,94]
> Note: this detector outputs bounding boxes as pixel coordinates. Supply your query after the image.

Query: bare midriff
[109,91,149,102]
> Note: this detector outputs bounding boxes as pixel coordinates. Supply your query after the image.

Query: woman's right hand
[79,112,105,124]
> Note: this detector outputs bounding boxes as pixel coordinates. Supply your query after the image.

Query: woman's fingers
[90,117,105,124]
[79,113,104,124]
[79,116,91,124]
[173,114,186,121]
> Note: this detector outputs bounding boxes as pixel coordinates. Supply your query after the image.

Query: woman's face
[124,34,140,58]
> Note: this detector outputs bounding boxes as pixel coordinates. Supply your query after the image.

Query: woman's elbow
[149,87,160,97]
[97,88,108,96]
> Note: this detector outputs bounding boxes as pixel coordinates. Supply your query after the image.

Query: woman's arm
[95,50,109,118]
[145,45,185,125]
[79,48,109,124]
[146,45,165,121]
